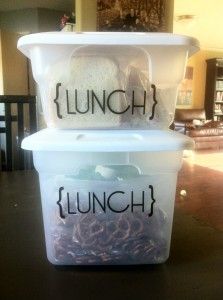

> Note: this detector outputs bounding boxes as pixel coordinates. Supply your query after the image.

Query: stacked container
[18,32,199,265]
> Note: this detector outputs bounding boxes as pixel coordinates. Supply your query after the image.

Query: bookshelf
[205,58,223,121]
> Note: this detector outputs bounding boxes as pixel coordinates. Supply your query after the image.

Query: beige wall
[174,0,223,50]
[76,0,97,31]
[0,31,3,94]
[0,30,28,95]
[174,0,223,109]
[187,50,223,109]
[165,0,174,32]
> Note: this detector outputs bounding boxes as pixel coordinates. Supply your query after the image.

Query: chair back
[0,95,37,171]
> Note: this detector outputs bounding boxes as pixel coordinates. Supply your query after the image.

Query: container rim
[21,129,194,152]
[17,32,200,58]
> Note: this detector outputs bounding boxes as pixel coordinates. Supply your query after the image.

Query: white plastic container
[18,32,199,129]
[22,129,194,265]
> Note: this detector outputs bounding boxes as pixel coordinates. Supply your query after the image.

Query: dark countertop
[0,170,223,300]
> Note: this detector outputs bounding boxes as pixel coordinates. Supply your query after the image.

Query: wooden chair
[0,95,37,171]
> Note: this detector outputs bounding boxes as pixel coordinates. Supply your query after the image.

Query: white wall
[0,8,67,34]
[37,8,64,32]
[0,9,38,34]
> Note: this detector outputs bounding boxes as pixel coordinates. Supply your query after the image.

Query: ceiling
[0,0,74,12]
[174,0,223,51]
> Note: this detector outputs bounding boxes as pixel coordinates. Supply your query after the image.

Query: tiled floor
[176,149,223,231]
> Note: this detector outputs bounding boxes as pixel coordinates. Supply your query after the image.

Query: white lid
[22,129,194,152]
[17,32,199,57]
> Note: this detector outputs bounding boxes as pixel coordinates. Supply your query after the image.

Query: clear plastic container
[22,129,194,265]
[18,32,199,129]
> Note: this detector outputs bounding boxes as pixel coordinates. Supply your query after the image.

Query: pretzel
[53,209,168,264]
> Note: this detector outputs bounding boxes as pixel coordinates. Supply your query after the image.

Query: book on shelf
[214,103,223,111]
[216,91,223,101]
[216,80,223,90]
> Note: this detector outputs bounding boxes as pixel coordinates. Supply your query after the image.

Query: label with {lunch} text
[53,83,157,120]
[56,185,156,219]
